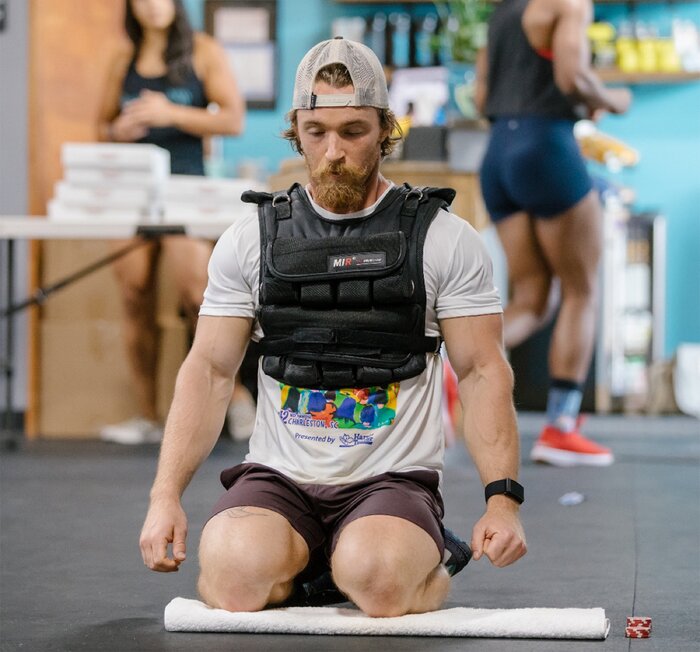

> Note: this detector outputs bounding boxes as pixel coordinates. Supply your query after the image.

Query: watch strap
[484,478,524,504]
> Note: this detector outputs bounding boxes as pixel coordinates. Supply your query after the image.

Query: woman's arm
[121,33,245,138]
[96,46,147,142]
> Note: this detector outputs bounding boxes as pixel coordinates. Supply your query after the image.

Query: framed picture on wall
[205,0,277,109]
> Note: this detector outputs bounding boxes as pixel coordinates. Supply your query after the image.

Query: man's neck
[357,172,389,209]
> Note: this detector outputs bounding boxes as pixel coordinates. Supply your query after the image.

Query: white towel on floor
[164,598,610,639]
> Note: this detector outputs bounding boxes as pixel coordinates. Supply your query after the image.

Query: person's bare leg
[110,239,160,421]
[162,236,254,428]
[534,190,602,382]
[495,211,554,349]
[161,236,212,329]
[198,506,309,612]
[331,515,449,617]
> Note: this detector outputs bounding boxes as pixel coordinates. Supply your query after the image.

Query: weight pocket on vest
[373,271,414,303]
[390,355,427,381]
[283,360,320,387]
[300,283,334,307]
[337,280,371,308]
[356,365,394,385]
[321,364,356,388]
[261,278,297,304]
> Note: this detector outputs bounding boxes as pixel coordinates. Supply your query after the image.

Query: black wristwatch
[484,478,524,505]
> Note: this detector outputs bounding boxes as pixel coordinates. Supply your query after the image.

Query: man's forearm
[459,360,520,484]
[150,354,235,501]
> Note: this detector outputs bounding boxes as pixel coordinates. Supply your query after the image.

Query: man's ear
[377,125,392,149]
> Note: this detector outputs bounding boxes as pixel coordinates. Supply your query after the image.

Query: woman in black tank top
[474,0,631,467]
[96,0,254,445]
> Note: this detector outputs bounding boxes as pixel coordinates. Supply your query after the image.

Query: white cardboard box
[64,167,167,188]
[47,198,144,223]
[62,142,170,175]
[55,180,152,208]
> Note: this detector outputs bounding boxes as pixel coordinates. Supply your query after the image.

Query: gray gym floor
[1,413,698,651]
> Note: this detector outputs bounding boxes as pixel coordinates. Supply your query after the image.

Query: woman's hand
[109,111,149,142]
[122,90,176,128]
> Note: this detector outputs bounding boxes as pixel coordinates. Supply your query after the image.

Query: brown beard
[309,161,372,213]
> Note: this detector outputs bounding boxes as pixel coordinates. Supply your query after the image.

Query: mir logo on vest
[327,252,386,272]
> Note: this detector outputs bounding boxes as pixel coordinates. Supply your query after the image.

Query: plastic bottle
[415,13,438,67]
[369,13,387,66]
[390,12,412,69]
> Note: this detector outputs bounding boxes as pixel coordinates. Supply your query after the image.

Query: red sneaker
[530,425,614,467]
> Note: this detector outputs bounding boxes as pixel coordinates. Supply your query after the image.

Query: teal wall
[184,0,700,357]
[592,3,700,356]
[183,0,346,174]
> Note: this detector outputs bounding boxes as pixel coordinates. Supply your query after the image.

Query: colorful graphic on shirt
[278,383,399,430]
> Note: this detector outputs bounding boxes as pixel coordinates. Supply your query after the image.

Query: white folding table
[0,215,237,447]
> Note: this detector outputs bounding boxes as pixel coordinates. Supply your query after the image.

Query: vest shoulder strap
[242,183,302,209]
[400,183,456,206]
[241,189,272,205]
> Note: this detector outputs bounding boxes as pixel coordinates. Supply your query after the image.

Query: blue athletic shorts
[479,116,593,222]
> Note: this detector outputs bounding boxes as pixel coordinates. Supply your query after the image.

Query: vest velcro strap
[293,328,336,344]
[259,330,441,355]
[268,232,406,281]
[335,330,441,353]
[291,351,407,368]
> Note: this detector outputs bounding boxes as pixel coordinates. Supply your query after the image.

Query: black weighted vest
[241,182,456,389]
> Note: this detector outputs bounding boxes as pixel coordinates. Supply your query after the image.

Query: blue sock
[546,379,583,433]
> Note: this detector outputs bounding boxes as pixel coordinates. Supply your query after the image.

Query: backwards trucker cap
[292,36,389,110]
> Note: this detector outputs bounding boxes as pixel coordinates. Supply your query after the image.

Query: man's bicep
[441,313,506,379]
[190,315,253,379]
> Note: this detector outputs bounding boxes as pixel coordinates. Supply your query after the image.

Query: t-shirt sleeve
[430,210,503,319]
[199,212,259,318]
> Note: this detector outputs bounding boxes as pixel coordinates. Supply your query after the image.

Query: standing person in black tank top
[475,0,631,467]
[96,0,252,445]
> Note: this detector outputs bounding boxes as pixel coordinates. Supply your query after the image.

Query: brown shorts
[208,462,445,580]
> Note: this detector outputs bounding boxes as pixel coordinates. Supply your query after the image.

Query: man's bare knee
[334,558,417,617]
[197,507,308,611]
[333,546,425,617]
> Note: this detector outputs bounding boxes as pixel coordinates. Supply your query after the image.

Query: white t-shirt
[200,184,502,485]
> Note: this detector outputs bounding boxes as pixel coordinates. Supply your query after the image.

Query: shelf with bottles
[588,11,700,82]
[334,3,700,85]
[596,68,700,83]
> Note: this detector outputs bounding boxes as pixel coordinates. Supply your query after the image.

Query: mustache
[312,161,367,182]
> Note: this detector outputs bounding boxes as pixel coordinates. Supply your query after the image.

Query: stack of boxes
[40,144,171,436]
[48,143,170,223]
[39,142,268,437]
